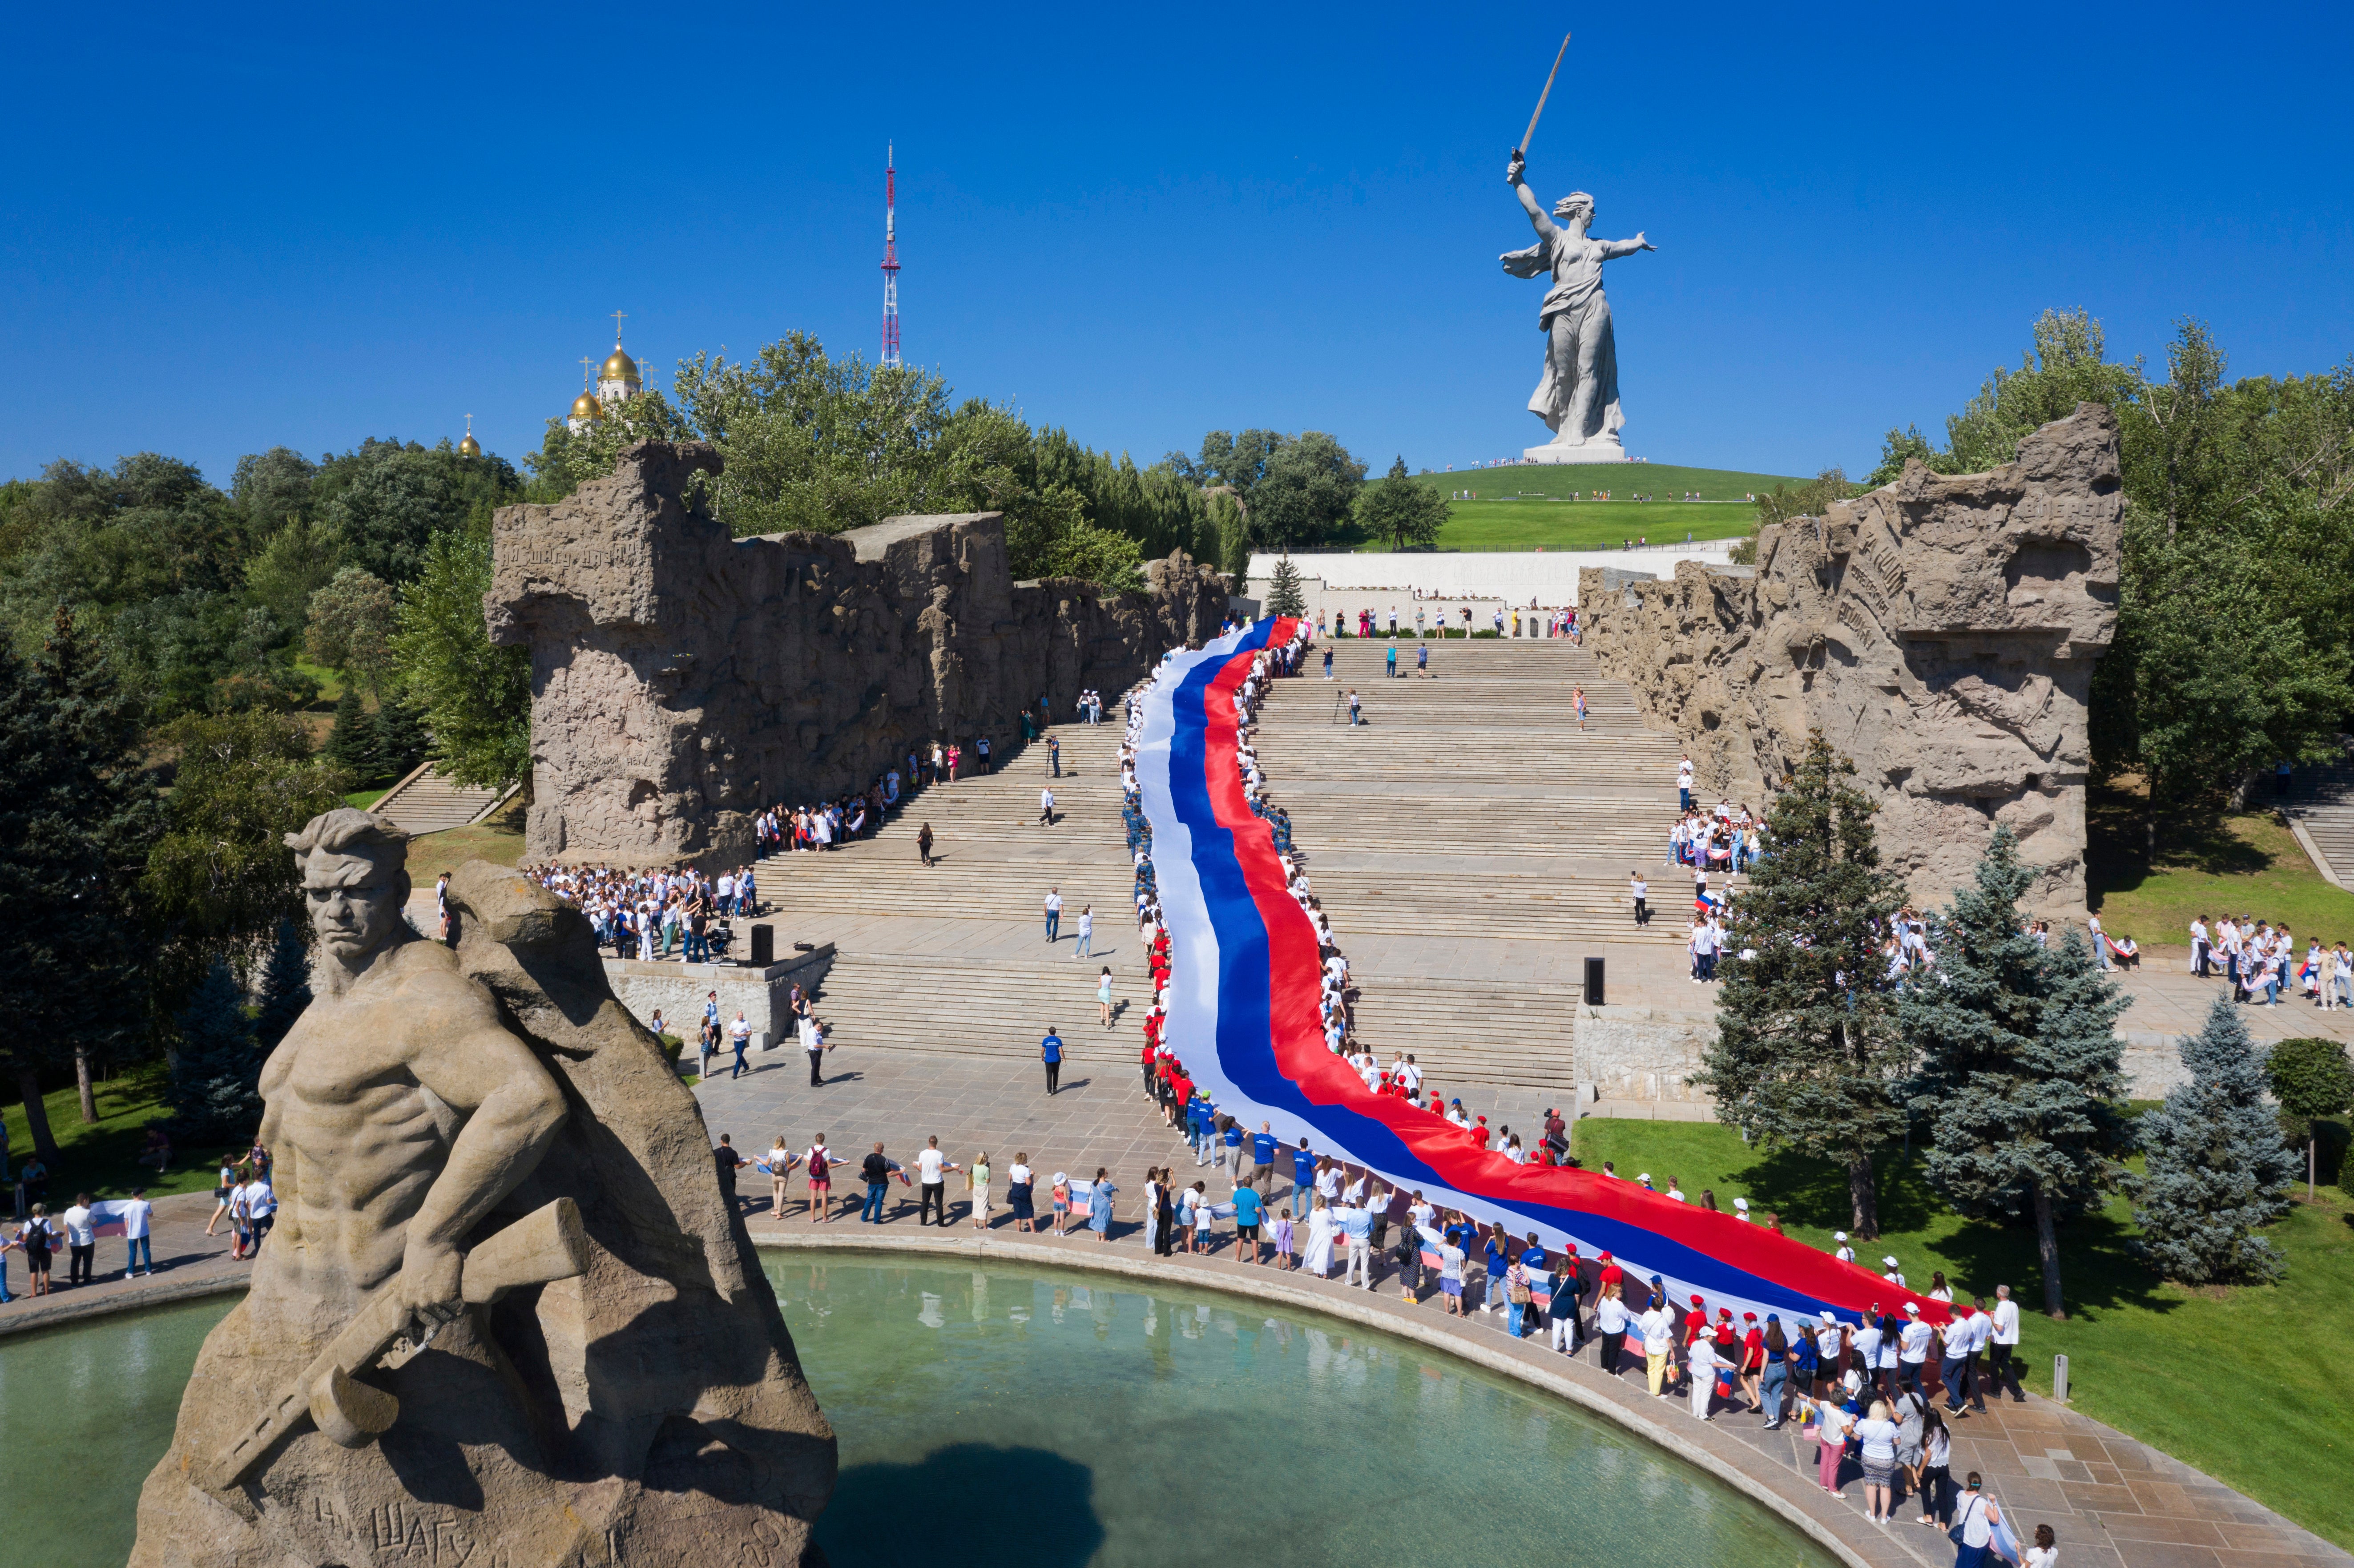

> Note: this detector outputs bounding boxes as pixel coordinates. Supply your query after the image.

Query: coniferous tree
[1902,826,2132,1318]
[324,685,379,782]
[168,959,265,1143]
[252,917,313,1054]
[1263,555,1307,619]
[2132,996,2302,1285]
[1700,733,1910,1237]
[0,607,163,1161]
[373,690,428,782]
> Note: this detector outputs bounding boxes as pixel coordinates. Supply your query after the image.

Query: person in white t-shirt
[61,1194,97,1287]
[1897,1302,1935,1396]
[121,1188,158,1274]
[1986,1282,2025,1403]
[914,1137,959,1227]
[1637,1300,1677,1399]
[1832,1230,1855,1264]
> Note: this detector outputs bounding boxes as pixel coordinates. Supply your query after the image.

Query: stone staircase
[373,762,516,835]
[1249,641,1713,1090]
[2281,739,2354,889]
[755,641,1718,1096]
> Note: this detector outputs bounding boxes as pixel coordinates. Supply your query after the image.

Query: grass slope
[2088,781,2354,948]
[1570,1118,2354,1549]
[405,797,528,872]
[1352,461,1806,554]
[4,1067,222,1201]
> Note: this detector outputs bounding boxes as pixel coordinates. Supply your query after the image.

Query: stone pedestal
[1522,435,1633,465]
[604,945,834,1048]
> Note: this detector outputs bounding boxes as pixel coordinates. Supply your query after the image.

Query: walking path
[0,1189,246,1337]
[760,1221,2349,1568]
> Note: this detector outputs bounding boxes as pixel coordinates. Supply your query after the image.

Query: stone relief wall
[487,441,1230,867]
[1578,404,2123,917]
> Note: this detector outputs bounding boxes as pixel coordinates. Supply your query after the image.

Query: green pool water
[0,1260,1833,1568]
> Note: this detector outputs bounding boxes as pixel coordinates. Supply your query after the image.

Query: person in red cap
[1597,1251,1622,1292]
[1679,1294,1710,1397]
[1740,1312,1767,1411]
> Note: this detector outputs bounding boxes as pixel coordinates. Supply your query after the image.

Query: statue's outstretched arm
[1507,156,1553,235]
[1600,233,1658,259]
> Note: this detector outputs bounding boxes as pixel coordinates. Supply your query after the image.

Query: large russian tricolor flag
[1134,617,1946,1332]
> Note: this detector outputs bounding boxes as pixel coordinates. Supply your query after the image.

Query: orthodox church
[567,317,643,434]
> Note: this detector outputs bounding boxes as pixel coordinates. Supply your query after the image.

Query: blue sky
[4,1,2348,488]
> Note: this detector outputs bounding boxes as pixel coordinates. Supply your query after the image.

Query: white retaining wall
[1248,544,1736,608]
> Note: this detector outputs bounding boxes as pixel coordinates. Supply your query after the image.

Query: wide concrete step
[375,764,512,834]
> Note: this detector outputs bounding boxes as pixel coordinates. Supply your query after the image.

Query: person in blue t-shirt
[1231,1183,1266,1264]
[1040,1029,1064,1096]
[1290,1140,1318,1208]
[1251,1126,1279,1193]
[1220,1117,1243,1173]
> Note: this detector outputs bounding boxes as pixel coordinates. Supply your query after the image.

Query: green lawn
[406,797,528,871]
[4,1067,224,1201]
[345,788,389,810]
[1351,462,1804,553]
[1571,1118,2354,1549]
[2088,781,2354,949]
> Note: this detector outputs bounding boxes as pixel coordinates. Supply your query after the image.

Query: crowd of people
[1,1141,276,1304]
[697,617,2052,1554]
[2187,915,2350,1009]
[1312,604,1580,641]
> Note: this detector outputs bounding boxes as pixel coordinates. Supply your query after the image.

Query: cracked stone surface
[1578,404,2123,916]
[486,439,1230,869]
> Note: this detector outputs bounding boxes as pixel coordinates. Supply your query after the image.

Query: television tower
[879,143,901,368]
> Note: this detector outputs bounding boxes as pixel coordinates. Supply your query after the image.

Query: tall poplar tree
[1902,826,2132,1318]
[1700,733,1910,1237]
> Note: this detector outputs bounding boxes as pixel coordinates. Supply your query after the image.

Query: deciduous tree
[1355,458,1449,552]
[2264,1036,2354,1201]
[390,528,531,800]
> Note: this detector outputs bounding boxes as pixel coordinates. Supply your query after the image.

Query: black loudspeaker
[750,924,775,967]
[1583,955,1604,1007]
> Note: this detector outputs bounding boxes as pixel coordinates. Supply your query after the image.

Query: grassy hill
[1355,460,1811,553]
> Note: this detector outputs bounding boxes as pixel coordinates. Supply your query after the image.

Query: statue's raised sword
[1516,31,1572,159]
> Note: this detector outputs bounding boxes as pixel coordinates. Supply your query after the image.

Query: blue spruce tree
[2132,995,2302,1285]
[1902,826,2131,1318]
[169,959,265,1144]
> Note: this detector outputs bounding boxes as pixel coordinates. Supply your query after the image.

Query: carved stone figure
[132,813,834,1568]
[484,439,1229,868]
[1577,404,2124,917]
[1501,152,1654,462]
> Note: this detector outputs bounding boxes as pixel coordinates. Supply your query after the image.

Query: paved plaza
[23,640,2351,1568]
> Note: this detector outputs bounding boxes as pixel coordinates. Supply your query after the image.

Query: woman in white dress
[1302,1195,1339,1278]
[1140,1172,1164,1253]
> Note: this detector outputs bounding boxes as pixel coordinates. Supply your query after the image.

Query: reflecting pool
[0,1259,1834,1568]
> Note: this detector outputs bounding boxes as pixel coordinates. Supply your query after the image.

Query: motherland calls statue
[1500,151,1655,463]
[132,809,835,1568]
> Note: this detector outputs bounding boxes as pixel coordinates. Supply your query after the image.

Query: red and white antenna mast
[879,143,901,368]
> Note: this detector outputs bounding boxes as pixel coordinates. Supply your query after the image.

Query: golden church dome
[570,391,605,423]
[600,347,640,385]
[458,432,482,457]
